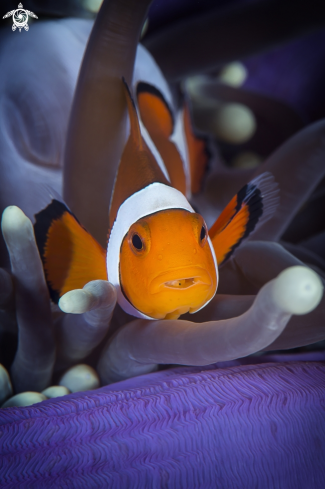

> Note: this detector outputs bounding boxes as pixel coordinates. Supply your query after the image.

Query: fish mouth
[150,267,212,294]
[165,278,196,289]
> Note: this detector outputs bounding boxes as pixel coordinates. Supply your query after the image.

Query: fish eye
[190,213,208,246]
[126,220,151,257]
[200,225,206,242]
[132,233,143,250]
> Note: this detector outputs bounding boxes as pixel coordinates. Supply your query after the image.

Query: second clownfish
[34,77,278,320]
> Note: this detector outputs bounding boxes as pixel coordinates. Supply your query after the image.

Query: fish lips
[150,266,212,294]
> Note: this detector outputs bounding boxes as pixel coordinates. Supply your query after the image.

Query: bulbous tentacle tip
[1,206,31,236]
[59,289,91,314]
[1,392,47,409]
[59,364,100,393]
[59,280,116,314]
[272,266,323,316]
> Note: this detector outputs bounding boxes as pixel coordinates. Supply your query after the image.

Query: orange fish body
[119,209,217,320]
[34,49,278,320]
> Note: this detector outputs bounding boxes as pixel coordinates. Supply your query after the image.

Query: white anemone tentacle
[98,266,323,384]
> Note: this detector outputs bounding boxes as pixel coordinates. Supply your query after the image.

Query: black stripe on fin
[223,172,279,263]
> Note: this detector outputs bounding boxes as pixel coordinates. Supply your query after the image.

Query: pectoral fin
[209,172,279,266]
[34,200,107,303]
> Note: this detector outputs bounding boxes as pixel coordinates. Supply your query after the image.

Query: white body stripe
[139,120,170,181]
[133,45,191,199]
[106,182,217,319]
[170,109,191,199]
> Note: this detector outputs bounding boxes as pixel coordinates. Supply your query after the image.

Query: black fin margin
[34,200,77,303]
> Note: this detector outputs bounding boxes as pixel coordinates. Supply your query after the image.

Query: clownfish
[33,77,278,320]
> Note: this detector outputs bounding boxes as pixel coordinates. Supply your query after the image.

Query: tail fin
[34,200,107,303]
[209,172,279,266]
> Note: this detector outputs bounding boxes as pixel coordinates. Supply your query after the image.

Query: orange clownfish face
[119,209,217,319]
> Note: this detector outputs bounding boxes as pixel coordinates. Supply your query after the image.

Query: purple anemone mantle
[1,360,325,488]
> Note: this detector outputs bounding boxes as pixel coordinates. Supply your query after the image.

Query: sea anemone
[0,0,325,486]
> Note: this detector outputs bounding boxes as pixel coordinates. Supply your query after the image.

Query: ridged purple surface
[0,361,325,488]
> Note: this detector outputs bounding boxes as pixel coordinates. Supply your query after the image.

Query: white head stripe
[107,183,194,319]
[106,182,217,319]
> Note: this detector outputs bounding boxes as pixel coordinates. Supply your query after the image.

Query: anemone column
[64,0,153,246]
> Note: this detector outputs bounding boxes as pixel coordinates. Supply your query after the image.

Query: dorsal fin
[108,78,170,229]
[136,81,187,197]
